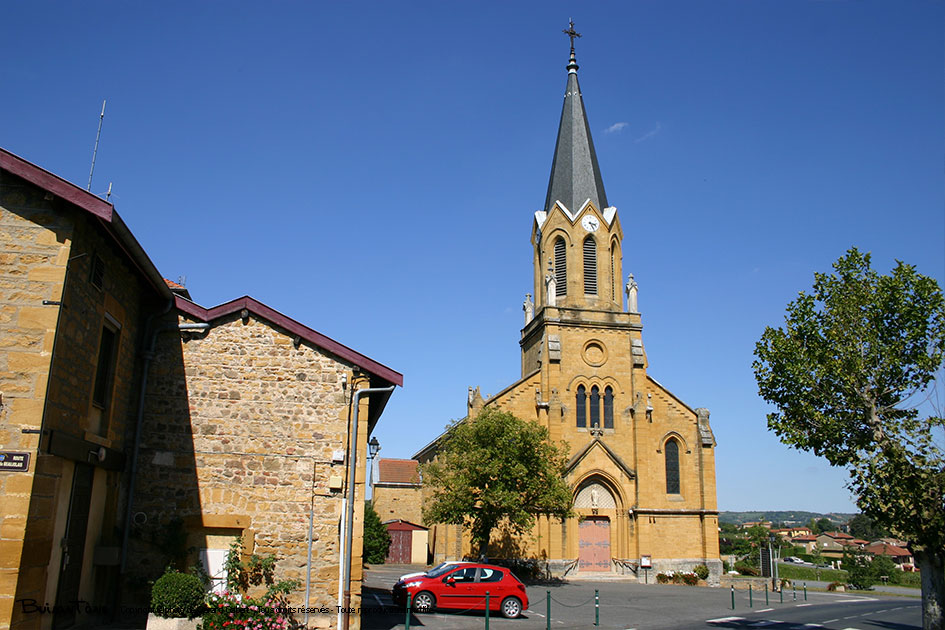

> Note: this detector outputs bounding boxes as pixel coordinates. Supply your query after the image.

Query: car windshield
[425,563,458,578]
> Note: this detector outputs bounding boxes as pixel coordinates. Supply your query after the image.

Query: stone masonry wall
[133,311,365,629]
[372,485,423,525]
[0,174,74,630]
[1,173,158,630]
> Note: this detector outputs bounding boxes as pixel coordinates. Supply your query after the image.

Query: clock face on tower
[581,215,600,232]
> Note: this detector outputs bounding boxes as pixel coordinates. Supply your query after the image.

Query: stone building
[0,148,401,630]
[415,35,721,581]
[371,458,422,525]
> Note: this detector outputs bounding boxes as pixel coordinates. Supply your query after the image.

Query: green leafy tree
[848,513,886,542]
[871,554,900,585]
[421,407,574,557]
[843,548,876,590]
[753,248,945,630]
[363,501,391,564]
[813,517,833,534]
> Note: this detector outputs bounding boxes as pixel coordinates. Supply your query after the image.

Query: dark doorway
[54,463,94,629]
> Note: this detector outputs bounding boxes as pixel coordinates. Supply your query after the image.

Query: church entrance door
[578,516,610,572]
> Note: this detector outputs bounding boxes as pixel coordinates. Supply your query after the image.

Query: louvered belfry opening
[554,238,567,297]
[610,245,616,302]
[583,237,597,295]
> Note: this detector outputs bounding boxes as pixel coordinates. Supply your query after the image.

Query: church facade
[415,33,721,582]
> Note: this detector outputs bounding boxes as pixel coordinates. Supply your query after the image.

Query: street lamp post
[368,436,381,488]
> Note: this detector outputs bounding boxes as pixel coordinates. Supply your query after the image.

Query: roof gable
[566,438,636,480]
[174,294,402,386]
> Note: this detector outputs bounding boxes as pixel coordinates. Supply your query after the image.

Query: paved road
[362,565,921,630]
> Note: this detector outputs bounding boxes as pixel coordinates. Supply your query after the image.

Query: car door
[438,566,480,610]
[476,567,506,610]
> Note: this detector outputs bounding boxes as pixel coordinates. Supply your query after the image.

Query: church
[415,26,721,582]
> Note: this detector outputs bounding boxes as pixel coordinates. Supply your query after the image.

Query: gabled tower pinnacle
[544,21,608,215]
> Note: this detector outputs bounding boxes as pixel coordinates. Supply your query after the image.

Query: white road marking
[756,607,774,612]
[823,619,839,623]
[802,624,824,628]
[796,603,812,607]
[707,616,745,623]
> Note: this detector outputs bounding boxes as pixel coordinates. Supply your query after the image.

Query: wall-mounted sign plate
[0,452,30,472]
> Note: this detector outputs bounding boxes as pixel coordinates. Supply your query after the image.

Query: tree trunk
[916,548,944,630]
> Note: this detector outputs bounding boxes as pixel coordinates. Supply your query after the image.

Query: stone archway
[574,480,617,572]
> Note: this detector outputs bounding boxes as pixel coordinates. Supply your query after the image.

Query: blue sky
[3,1,942,514]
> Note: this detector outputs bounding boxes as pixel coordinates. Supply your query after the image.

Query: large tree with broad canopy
[421,407,574,558]
[753,248,944,630]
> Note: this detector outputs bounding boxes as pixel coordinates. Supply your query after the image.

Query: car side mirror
[445,576,455,585]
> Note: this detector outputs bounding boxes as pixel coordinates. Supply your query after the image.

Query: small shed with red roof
[384,520,429,564]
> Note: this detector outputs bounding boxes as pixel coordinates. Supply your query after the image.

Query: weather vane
[562,19,581,55]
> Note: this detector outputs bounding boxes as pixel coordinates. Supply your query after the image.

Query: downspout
[340,385,395,630]
[119,305,210,575]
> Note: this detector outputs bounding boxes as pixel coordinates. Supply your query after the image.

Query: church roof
[544,37,608,215]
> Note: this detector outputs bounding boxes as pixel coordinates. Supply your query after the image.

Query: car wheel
[501,596,522,619]
[412,591,435,613]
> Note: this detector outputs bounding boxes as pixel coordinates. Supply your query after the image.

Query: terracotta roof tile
[377,458,419,484]
[865,543,912,557]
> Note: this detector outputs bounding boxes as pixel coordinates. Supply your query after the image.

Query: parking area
[359,565,918,630]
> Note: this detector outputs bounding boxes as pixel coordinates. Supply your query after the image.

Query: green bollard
[485,591,490,630]
[780,584,783,604]
[595,589,600,627]
[730,585,735,610]
[793,583,796,601]
[546,590,551,630]
[804,583,807,601]
[765,582,769,606]
[749,584,753,608]
[406,593,411,630]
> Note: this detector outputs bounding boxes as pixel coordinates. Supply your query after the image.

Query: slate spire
[544,22,608,215]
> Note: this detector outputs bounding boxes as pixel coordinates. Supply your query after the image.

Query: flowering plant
[198,590,292,630]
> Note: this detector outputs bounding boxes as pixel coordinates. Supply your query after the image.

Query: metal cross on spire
[562,19,581,55]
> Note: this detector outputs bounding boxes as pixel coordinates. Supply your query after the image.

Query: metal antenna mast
[87,99,106,192]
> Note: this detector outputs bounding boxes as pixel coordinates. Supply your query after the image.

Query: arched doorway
[574,481,616,572]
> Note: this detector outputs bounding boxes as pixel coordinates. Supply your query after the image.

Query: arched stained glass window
[583,237,597,295]
[589,385,601,429]
[554,238,567,298]
[665,439,680,494]
[603,386,614,429]
[576,385,586,427]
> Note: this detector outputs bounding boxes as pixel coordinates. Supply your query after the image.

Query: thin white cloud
[604,121,628,134]
[634,122,662,143]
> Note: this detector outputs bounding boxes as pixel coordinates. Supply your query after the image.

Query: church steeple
[544,21,608,215]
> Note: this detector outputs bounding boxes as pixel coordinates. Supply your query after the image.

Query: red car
[391,562,529,618]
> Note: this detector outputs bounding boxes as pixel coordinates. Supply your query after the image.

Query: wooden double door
[578,516,611,572]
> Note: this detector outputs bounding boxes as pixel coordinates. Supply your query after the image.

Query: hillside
[718,511,856,526]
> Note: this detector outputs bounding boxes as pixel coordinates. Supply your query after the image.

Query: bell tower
[531,22,624,314]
